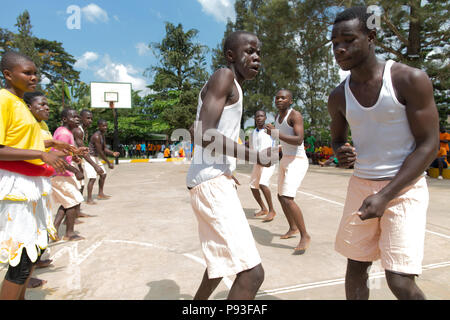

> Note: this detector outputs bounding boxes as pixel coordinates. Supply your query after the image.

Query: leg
[260,185,276,222]
[278,194,299,238]
[193,269,222,300]
[97,174,111,199]
[250,188,268,217]
[279,195,311,253]
[63,204,84,241]
[86,178,96,204]
[385,270,426,300]
[345,259,372,300]
[1,249,34,300]
[53,205,66,233]
[227,264,264,300]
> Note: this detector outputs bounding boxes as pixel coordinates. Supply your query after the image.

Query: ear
[2,70,12,82]
[225,49,235,63]
[368,29,377,46]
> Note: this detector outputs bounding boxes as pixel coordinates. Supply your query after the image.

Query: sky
[0,0,237,96]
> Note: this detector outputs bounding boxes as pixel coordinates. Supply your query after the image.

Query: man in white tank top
[186,31,281,300]
[265,89,311,255]
[249,110,277,222]
[328,7,439,300]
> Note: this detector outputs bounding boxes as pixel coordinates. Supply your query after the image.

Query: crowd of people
[120,142,190,159]
[0,6,447,301]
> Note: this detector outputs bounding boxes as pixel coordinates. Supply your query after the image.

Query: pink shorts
[189,175,261,279]
[278,155,309,197]
[335,175,428,275]
[249,164,275,189]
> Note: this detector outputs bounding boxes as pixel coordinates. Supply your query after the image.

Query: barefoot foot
[280,229,299,239]
[262,211,276,222]
[293,235,311,255]
[97,194,112,200]
[27,278,47,288]
[254,210,268,217]
[63,234,85,241]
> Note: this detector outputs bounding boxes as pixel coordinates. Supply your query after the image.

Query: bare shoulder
[202,68,235,96]
[328,81,346,113]
[391,62,432,97]
[72,126,82,137]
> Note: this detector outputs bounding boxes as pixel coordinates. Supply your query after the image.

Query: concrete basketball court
[3,161,449,300]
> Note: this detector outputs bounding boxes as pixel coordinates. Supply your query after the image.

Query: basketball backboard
[90,82,132,108]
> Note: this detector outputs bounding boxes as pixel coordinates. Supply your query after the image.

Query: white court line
[47,239,233,290]
[254,260,450,298]
[236,172,450,240]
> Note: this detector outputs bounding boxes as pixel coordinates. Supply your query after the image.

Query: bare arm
[196,68,279,166]
[327,84,357,168]
[0,145,66,173]
[265,111,305,145]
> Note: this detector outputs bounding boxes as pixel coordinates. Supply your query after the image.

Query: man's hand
[75,147,89,156]
[50,140,78,156]
[357,193,390,220]
[94,164,104,175]
[264,123,275,136]
[113,151,120,157]
[257,145,282,167]
[41,151,66,174]
[336,143,357,168]
[75,170,84,181]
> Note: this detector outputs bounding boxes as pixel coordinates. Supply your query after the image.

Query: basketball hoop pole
[109,101,119,165]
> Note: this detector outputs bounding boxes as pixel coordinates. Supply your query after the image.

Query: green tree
[0,11,79,89]
[146,22,209,132]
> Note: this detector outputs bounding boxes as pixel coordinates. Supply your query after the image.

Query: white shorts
[189,175,261,279]
[249,164,275,189]
[51,176,84,209]
[83,156,106,180]
[71,161,84,189]
[278,155,309,197]
[335,175,428,275]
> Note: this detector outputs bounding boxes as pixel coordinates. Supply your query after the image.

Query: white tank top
[345,60,415,179]
[274,108,306,157]
[186,78,243,188]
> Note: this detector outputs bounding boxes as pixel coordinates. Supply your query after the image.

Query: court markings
[46,239,234,290]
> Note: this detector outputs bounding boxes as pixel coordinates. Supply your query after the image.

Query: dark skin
[264,90,311,252]
[86,122,119,203]
[72,112,99,216]
[193,33,275,301]
[328,18,439,300]
[0,60,66,174]
[251,111,276,222]
[72,112,104,177]
[52,110,86,242]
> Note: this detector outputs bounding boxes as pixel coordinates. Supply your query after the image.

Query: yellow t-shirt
[39,121,53,152]
[0,89,45,165]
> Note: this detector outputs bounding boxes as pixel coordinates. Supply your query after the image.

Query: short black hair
[223,30,257,58]
[23,91,45,106]
[98,119,107,125]
[0,50,34,73]
[80,109,92,116]
[276,88,293,99]
[61,108,77,119]
[334,6,371,34]
[255,110,266,116]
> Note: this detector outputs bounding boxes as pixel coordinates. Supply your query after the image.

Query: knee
[385,271,424,299]
[249,264,265,287]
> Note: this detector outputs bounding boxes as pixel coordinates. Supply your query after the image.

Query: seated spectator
[164,147,171,158]
[429,146,448,179]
